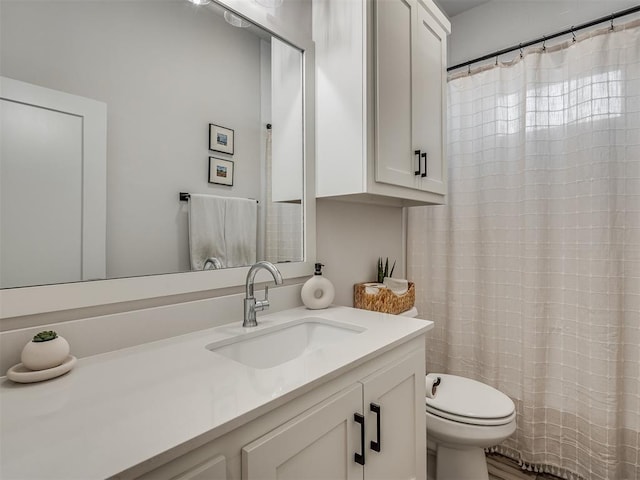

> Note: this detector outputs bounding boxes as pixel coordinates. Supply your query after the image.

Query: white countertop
[0,306,432,479]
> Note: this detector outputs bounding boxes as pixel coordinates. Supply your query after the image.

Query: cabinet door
[361,351,426,480]
[173,456,227,480]
[242,384,363,480]
[375,0,447,196]
[374,0,417,190]
[413,2,447,195]
[135,454,227,480]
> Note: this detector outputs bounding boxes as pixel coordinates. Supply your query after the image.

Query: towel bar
[179,192,258,203]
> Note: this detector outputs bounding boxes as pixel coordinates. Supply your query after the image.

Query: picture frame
[209,157,234,186]
[209,123,234,155]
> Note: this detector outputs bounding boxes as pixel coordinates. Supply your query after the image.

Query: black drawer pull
[421,152,428,177]
[414,150,421,175]
[370,403,381,452]
[354,413,365,465]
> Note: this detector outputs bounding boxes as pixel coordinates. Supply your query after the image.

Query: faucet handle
[255,285,270,312]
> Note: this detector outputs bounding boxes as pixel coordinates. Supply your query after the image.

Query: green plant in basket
[377,257,396,283]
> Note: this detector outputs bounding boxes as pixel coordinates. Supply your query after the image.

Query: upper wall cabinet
[314,0,450,206]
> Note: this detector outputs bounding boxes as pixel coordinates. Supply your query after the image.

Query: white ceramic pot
[21,336,70,371]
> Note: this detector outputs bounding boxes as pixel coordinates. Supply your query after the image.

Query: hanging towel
[188,194,226,270]
[224,197,257,267]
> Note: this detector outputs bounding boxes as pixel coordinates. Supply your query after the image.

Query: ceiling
[434,0,491,18]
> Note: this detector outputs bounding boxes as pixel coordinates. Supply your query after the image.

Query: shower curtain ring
[519,44,524,58]
[610,14,614,30]
[468,64,471,75]
[571,27,576,42]
[542,36,546,52]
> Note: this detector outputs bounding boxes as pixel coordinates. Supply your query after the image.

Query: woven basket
[353,282,415,315]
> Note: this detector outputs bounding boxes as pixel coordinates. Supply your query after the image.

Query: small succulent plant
[377,257,396,283]
[32,331,59,343]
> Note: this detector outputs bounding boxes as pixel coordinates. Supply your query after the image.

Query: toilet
[425,373,516,480]
[399,308,516,479]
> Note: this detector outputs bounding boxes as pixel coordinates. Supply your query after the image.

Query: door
[1,98,83,287]
[242,384,363,480]
[0,77,106,288]
[413,2,447,195]
[374,0,447,195]
[361,352,426,480]
[374,0,417,190]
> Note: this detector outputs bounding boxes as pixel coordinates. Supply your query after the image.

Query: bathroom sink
[206,318,365,369]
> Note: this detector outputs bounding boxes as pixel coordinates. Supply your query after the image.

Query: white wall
[1,0,262,278]
[317,200,405,307]
[449,0,640,67]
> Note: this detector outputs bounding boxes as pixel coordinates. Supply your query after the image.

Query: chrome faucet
[243,261,283,328]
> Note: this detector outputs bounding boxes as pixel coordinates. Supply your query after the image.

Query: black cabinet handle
[370,403,381,452]
[354,413,365,465]
[421,152,428,177]
[414,150,421,175]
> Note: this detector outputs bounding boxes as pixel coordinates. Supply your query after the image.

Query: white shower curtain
[408,21,640,480]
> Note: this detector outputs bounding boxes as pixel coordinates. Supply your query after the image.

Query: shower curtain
[408,20,640,480]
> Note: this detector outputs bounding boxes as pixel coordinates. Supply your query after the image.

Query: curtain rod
[447,4,640,72]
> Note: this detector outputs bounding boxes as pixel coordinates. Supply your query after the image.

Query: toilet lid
[426,374,515,420]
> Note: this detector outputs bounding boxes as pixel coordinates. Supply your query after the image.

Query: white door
[0,77,106,288]
[375,0,417,190]
[413,2,447,195]
[242,384,363,480]
[375,0,447,195]
[361,352,427,480]
[271,37,303,203]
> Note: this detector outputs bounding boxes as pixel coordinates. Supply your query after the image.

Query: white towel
[383,277,409,295]
[224,197,257,267]
[363,282,387,295]
[188,194,226,271]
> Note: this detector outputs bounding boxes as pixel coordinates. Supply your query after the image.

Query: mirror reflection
[0,0,304,289]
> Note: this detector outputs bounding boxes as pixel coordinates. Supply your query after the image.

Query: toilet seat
[425,373,515,427]
[426,404,516,426]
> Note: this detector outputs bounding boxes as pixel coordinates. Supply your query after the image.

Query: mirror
[0,0,304,289]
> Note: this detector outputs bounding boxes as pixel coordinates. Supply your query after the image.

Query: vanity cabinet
[243,352,425,479]
[243,383,363,479]
[126,339,425,480]
[314,0,450,206]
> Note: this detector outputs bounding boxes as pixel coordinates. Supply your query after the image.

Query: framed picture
[209,157,234,186]
[209,123,234,154]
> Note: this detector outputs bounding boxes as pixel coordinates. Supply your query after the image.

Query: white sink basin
[206,318,366,369]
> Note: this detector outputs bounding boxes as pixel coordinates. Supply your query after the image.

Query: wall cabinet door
[361,351,426,480]
[374,0,416,190]
[374,0,447,196]
[242,384,363,480]
[413,3,447,195]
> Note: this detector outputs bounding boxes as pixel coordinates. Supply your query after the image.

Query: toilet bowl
[425,373,516,480]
